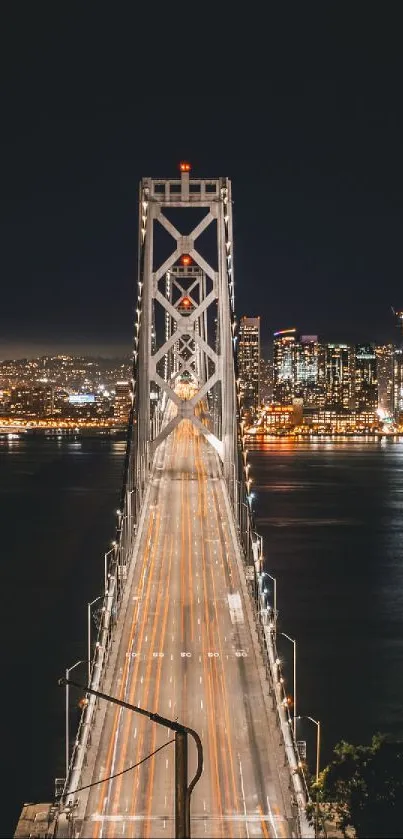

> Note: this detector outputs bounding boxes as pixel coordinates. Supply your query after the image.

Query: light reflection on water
[249,438,403,764]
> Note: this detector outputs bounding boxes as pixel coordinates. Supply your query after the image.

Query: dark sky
[1,6,402,359]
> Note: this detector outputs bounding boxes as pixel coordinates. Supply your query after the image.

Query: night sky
[1,7,402,360]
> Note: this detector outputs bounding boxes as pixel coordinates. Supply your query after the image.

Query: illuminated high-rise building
[259,357,272,403]
[375,344,394,416]
[324,344,354,410]
[238,316,260,412]
[294,335,323,406]
[354,344,378,412]
[394,349,403,420]
[391,308,403,420]
[114,380,132,423]
[272,328,297,405]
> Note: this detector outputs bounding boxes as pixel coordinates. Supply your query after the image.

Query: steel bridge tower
[126,163,246,524]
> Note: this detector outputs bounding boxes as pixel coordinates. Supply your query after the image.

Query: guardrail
[236,487,314,838]
[59,486,137,821]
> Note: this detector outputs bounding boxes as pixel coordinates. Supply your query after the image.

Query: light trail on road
[79,418,292,838]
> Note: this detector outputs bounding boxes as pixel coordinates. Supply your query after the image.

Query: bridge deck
[79,420,293,838]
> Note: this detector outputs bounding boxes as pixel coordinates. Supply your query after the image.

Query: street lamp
[261,571,277,631]
[296,716,321,783]
[60,675,203,839]
[104,547,115,595]
[65,659,86,780]
[87,596,103,685]
[296,716,321,836]
[280,632,297,738]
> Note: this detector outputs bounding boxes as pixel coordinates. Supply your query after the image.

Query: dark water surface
[2,437,403,835]
[249,438,403,771]
[1,438,126,838]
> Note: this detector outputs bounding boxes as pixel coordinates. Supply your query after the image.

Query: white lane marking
[92,813,282,821]
[133,728,137,738]
[267,795,279,838]
[166,759,169,769]
[199,676,202,684]
[101,707,123,835]
[200,699,203,710]
[238,754,249,839]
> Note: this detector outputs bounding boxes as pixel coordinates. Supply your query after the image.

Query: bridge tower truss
[127,166,243,512]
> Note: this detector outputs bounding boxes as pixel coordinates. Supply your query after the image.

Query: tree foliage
[314,734,403,838]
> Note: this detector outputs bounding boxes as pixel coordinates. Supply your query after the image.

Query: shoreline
[0,427,128,441]
[246,432,403,442]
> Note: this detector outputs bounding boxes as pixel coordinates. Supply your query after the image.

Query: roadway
[78,414,293,838]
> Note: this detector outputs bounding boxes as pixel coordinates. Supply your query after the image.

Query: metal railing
[235,483,314,838]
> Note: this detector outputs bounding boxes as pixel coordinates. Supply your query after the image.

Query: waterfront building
[238,316,260,412]
[294,335,324,406]
[259,357,272,403]
[394,348,403,421]
[354,344,378,412]
[7,385,54,417]
[324,344,354,410]
[272,328,297,405]
[375,344,394,416]
[258,403,301,433]
[114,380,132,423]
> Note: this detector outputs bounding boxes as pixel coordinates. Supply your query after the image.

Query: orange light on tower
[179,161,191,172]
[181,254,192,266]
[181,296,191,308]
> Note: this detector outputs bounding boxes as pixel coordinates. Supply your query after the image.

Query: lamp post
[104,547,114,596]
[60,676,203,839]
[280,632,296,738]
[65,659,85,780]
[87,596,103,685]
[261,571,277,631]
[296,716,321,836]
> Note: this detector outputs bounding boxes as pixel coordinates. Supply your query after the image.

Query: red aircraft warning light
[181,254,192,266]
[179,161,191,172]
[178,296,193,315]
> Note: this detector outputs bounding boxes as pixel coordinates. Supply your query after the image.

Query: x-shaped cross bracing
[149,206,224,458]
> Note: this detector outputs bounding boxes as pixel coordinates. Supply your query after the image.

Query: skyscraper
[294,335,322,406]
[375,345,394,416]
[238,316,260,412]
[354,344,378,412]
[114,380,132,423]
[324,344,354,410]
[391,308,403,421]
[394,348,403,420]
[272,328,297,404]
